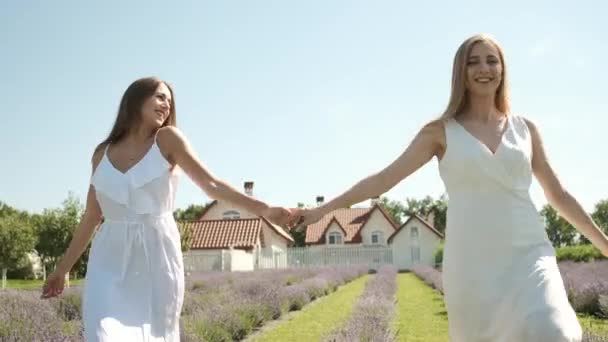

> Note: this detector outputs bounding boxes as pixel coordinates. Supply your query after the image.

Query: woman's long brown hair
[97,77,176,150]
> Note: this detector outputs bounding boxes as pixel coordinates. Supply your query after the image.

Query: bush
[51,288,82,321]
[434,244,444,266]
[600,295,608,318]
[0,289,79,341]
[584,332,608,342]
[411,265,444,294]
[559,260,608,316]
[556,245,605,262]
[6,256,36,280]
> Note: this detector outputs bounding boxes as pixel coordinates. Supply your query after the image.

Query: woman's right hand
[41,270,66,299]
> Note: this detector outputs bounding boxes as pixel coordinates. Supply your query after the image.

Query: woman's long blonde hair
[440,34,511,120]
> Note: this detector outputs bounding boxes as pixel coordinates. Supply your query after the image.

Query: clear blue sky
[2,1,606,214]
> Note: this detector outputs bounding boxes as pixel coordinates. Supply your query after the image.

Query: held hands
[262,206,298,228]
[291,207,326,229]
[261,206,327,231]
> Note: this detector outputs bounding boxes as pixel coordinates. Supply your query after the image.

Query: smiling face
[465,40,503,97]
[140,82,173,128]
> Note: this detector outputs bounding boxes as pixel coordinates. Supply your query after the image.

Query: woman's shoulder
[91,143,107,169]
[156,125,184,142]
[509,113,538,133]
[420,118,447,143]
[155,126,188,163]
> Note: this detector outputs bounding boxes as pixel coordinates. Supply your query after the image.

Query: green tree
[0,214,36,287]
[0,201,20,218]
[378,196,406,225]
[540,204,577,248]
[173,203,211,222]
[177,223,194,252]
[34,193,85,279]
[591,199,608,234]
[402,195,448,234]
[579,199,608,245]
[287,202,308,247]
[0,201,32,223]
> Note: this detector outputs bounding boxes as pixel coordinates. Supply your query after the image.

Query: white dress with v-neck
[439,115,582,341]
[83,137,184,341]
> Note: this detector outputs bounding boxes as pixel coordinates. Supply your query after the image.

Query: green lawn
[249,275,370,342]
[392,273,449,342]
[392,273,608,340]
[579,314,608,335]
[3,279,83,289]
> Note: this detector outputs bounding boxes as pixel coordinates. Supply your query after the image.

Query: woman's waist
[101,211,176,229]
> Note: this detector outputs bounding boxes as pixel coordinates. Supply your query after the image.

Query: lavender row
[584,332,608,342]
[324,265,398,342]
[410,265,444,294]
[181,265,369,341]
[0,288,83,341]
[560,260,608,316]
[413,261,608,318]
[185,267,319,292]
[411,263,608,338]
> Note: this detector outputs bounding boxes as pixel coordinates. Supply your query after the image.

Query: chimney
[244,181,254,196]
[316,195,324,207]
[371,196,380,206]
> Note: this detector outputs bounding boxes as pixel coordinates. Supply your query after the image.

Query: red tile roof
[183,218,261,250]
[182,217,294,250]
[304,205,398,244]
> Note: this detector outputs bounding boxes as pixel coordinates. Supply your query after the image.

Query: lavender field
[2,261,606,341]
[412,260,608,341]
[0,266,368,342]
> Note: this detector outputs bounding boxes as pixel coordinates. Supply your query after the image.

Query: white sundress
[439,114,582,341]
[83,136,184,341]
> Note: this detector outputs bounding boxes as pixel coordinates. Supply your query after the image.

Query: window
[410,227,419,239]
[371,231,384,245]
[411,246,421,263]
[222,210,240,220]
[410,226,420,264]
[328,232,342,245]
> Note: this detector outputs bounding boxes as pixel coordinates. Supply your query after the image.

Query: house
[180,181,294,271]
[300,196,444,270]
[304,196,399,246]
[387,213,444,270]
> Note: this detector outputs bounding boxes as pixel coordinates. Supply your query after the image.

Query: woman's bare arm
[157,126,292,226]
[526,118,608,255]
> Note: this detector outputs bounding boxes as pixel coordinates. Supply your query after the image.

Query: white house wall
[391,219,442,271]
[359,210,396,246]
[261,222,289,252]
[229,249,255,271]
[200,201,257,220]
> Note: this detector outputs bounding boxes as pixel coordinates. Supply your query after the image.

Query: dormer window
[371,231,384,245]
[328,232,343,245]
[222,210,240,220]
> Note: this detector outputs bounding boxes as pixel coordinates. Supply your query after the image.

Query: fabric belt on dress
[103,212,174,283]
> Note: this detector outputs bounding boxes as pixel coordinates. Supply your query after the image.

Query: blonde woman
[41,77,293,341]
[296,34,608,341]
